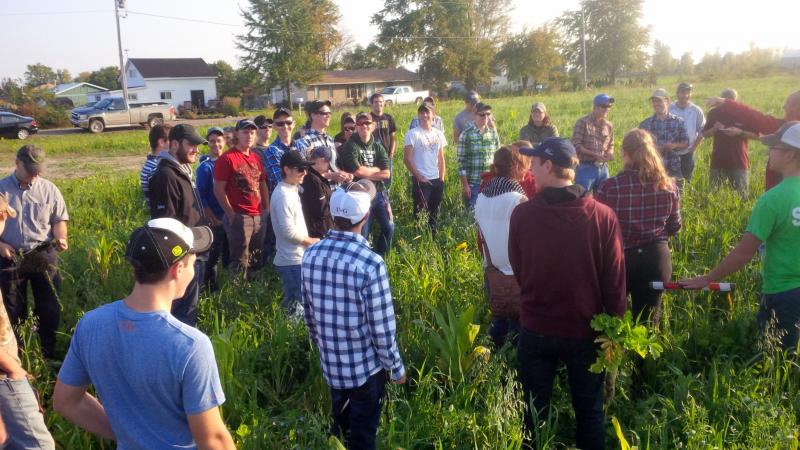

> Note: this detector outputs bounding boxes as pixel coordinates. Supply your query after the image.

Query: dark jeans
[411,177,444,234]
[757,287,800,350]
[202,224,228,292]
[171,256,203,327]
[263,214,277,266]
[362,191,394,256]
[330,370,387,450]
[0,251,61,359]
[517,328,605,450]
[625,241,671,326]
[224,213,265,276]
[679,152,696,181]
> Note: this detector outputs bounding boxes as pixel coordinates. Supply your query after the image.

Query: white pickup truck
[70,97,176,133]
[378,86,430,106]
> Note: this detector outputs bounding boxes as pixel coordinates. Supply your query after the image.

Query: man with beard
[149,124,209,326]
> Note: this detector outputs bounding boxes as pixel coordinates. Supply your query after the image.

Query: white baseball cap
[330,180,377,225]
[761,121,800,151]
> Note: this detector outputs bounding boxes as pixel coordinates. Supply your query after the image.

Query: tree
[677,52,694,77]
[372,0,512,91]
[0,78,25,105]
[495,25,562,91]
[558,0,650,85]
[24,63,57,88]
[339,44,392,70]
[651,40,677,76]
[56,69,73,85]
[324,33,356,70]
[86,66,121,90]
[237,0,343,106]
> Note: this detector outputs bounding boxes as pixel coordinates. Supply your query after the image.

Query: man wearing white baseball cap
[301,180,406,450]
[54,218,235,449]
[683,121,800,349]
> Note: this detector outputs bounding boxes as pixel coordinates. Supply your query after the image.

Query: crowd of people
[0,85,797,450]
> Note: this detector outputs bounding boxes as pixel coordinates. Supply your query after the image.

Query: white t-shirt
[404,127,448,180]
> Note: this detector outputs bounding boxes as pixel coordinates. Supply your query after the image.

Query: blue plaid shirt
[295,128,338,171]
[301,230,405,389]
[639,114,689,178]
[262,138,298,192]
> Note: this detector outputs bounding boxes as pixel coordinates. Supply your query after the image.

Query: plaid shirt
[572,114,614,162]
[639,114,689,178]
[262,138,298,192]
[595,170,682,249]
[295,128,338,171]
[457,125,500,184]
[301,230,405,389]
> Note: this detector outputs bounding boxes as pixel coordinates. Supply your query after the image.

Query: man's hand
[330,171,353,184]
[394,375,406,385]
[679,275,712,290]
[6,367,27,381]
[0,242,15,260]
[55,238,68,252]
[416,176,431,185]
[462,184,471,200]
[720,126,743,137]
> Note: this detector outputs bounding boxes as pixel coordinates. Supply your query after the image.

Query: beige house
[270,68,423,106]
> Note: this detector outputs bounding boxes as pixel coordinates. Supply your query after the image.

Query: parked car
[0,112,38,140]
[70,97,176,133]
[378,86,430,106]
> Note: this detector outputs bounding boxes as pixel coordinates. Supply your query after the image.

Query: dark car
[0,112,38,140]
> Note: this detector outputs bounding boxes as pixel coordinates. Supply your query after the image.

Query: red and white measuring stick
[650,282,734,292]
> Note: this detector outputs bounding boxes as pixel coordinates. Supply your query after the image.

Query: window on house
[128,93,138,101]
[160,91,172,100]
[328,85,333,98]
[129,69,135,78]
[347,84,362,99]
[313,86,320,100]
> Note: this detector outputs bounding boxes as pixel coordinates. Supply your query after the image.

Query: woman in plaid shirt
[596,129,682,325]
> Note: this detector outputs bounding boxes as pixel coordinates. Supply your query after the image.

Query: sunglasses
[314,111,332,116]
[598,105,612,109]
[274,120,294,127]
[291,166,308,173]
[344,127,355,132]
[477,112,492,117]
[357,121,373,127]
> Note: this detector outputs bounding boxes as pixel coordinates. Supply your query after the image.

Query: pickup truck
[70,97,176,133]
[378,86,430,106]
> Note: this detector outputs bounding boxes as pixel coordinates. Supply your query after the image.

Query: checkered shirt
[595,170,682,249]
[457,125,500,184]
[301,230,405,389]
[295,128,338,171]
[572,114,614,161]
[639,114,689,178]
[262,138,299,192]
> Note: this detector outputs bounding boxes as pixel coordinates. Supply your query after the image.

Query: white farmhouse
[100,58,218,109]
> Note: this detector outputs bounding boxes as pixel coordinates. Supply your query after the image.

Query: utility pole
[114,0,129,103]
[581,4,588,89]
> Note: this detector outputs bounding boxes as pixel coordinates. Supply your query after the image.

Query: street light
[114,0,129,103]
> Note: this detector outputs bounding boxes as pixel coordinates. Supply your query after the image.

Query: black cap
[235,119,258,131]
[520,137,577,169]
[169,124,207,145]
[273,107,292,120]
[310,146,333,161]
[677,82,693,92]
[280,150,313,169]
[305,99,332,114]
[355,112,372,123]
[254,115,273,129]
[475,102,492,113]
[125,218,213,272]
[17,144,46,175]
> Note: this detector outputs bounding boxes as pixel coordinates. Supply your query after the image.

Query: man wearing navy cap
[510,137,626,450]
[572,94,616,191]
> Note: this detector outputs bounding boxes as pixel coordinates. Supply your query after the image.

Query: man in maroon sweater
[510,137,626,450]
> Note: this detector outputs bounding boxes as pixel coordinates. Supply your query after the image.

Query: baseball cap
[310,146,332,161]
[423,96,436,106]
[677,82,693,92]
[760,121,800,150]
[125,218,213,272]
[169,124,207,145]
[206,126,224,138]
[650,88,669,100]
[280,150,312,169]
[593,94,615,107]
[475,102,492,113]
[235,119,258,131]
[355,112,372,123]
[17,145,46,175]
[418,102,434,113]
[520,137,578,169]
[273,107,292,120]
[305,99,332,114]
[531,102,547,113]
[464,91,480,104]
[254,115,273,129]
[330,180,377,225]
[343,115,357,125]
[720,88,738,100]
[0,192,17,219]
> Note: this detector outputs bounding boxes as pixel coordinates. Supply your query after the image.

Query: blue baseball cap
[520,137,577,169]
[206,126,224,138]
[593,94,615,107]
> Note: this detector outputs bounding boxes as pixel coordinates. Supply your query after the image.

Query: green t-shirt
[745,176,800,294]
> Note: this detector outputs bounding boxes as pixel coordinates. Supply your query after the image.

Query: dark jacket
[149,157,207,227]
[519,123,558,146]
[508,185,626,339]
[339,135,390,191]
[299,167,333,238]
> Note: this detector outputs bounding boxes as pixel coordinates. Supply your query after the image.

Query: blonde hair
[622,129,674,191]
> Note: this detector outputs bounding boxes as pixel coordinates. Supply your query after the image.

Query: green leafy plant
[590,311,664,374]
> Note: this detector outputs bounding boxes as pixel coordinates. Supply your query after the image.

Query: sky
[0,0,797,80]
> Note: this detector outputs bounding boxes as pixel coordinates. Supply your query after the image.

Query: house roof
[53,82,108,94]
[309,68,420,86]
[128,58,217,79]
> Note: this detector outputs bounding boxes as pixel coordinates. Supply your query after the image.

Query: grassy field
[8,75,800,449]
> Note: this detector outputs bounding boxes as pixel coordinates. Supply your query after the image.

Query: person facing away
[53,218,235,450]
[509,137,626,450]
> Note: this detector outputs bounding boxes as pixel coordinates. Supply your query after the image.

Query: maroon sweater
[508,186,627,339]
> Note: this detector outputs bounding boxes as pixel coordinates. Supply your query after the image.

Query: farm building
[51,82,109,107]
[780,50,800,69]
[270,68,423,106]
[99,58,218,109]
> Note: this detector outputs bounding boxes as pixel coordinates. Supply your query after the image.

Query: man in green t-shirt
[683,121,800,349]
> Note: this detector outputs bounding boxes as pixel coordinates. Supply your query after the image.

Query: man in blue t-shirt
[196,127,228,292]
[53,218,235,450]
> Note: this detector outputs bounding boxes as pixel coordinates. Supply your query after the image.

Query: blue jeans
[275,264,302,311]
[466,182,481,208]
[361,191,394,256]
[575,162,609,192]
[0,378,55,449]
[517,328,606,450]
[171,257,203,327]
[679,151,696,181]
[757,287,800,350]
[330,370,387,450]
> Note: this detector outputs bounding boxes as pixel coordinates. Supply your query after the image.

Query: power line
[0,10,110,17]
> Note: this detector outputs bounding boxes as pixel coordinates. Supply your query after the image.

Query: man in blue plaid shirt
[640,89,690,182]
[302,180,405,450]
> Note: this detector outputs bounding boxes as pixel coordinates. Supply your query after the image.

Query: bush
[18,103,70,128]
[219,96,241,117]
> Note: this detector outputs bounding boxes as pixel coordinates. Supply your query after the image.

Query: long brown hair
[622,129,674,191]
[490,146,526,180]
